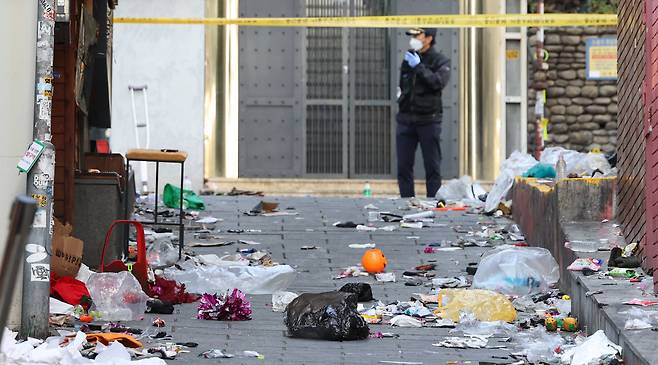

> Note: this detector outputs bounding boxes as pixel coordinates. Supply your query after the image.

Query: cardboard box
[51,219,84,278]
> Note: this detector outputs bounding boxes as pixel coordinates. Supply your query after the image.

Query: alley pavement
[129,196,516,365]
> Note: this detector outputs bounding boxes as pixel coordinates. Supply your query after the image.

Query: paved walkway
[130,196,517,365]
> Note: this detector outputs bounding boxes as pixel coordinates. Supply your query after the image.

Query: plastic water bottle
[555,154,567,180]
[363,182,372,197]
[183,176,193,191]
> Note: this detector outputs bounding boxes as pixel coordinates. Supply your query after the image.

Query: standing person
[396,28,451,198]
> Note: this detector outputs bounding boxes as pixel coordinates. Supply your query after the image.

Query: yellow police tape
[114,13,617,28]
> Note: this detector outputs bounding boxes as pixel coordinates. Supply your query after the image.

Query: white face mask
[409,38,423,51]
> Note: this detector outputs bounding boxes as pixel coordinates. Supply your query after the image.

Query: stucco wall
[111,0,205,193]
[0,0,38,328]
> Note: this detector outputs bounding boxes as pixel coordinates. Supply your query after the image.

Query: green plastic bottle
[363,182,372,197]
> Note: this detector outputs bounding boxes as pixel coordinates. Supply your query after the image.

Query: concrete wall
[111,0,205,193]
[0,0,38,328]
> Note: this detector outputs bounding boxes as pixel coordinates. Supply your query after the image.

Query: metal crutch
[129,84,151,194]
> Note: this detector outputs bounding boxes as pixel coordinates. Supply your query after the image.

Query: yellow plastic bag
[435,289,517,322]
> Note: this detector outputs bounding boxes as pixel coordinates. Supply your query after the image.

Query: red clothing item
[51,275,90,307]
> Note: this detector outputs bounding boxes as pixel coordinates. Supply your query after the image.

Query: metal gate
[304,0,392,177]
[238,0,459,179]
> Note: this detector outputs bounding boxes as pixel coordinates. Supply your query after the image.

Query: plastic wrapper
[284,291,369,341]
[485,151,538,212]
[339,283,373,302]
[146,233,178,269]
[87,271,149,321]
[452,312,517,336]
[472,245,559,296]
[559,330,621,365]
[514,325,564,364]
[164,260,296,294]
[436,289,517,322]
[540,146,612,177]
[436,176,480,201]
[272,291,299,312]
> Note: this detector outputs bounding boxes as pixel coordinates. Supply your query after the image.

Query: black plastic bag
[339,283,373,302]
[284,291,369,341]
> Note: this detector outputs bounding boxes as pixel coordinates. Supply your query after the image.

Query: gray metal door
[238,0,459,179]
[304,0,393,178]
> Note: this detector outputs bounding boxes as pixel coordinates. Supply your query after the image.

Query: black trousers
[396,121,442,198]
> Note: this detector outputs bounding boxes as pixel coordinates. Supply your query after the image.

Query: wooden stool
[125,149,187,259]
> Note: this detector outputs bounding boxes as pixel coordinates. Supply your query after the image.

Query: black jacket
[396,47,451,123]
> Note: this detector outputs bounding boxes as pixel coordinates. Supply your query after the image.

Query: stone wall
[527,27,617,154]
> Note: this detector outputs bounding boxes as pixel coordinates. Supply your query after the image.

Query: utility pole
[534,0,546,160]
[20,0,56,340]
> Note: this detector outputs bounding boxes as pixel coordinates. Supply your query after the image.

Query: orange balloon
[361,248,387,273]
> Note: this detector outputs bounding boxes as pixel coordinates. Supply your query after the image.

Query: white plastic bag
[87,271,149,321]
[146,233,178,268]
[436,176,474,200]
[164,260,296,294]
[541,147,611,177]
[559,330,621,365]
[272,291,299,312]
[472,245,559,296]
[485,151,538,212]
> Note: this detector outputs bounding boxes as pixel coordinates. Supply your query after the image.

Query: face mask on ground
[409,38,423,51]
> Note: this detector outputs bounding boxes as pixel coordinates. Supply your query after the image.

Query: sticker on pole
[17,140,45,174]
[30,263,50,282]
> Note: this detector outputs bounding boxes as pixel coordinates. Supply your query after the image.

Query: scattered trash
[389,315,422,328]
[200,349,234,358]
[364,203,379,210]
[436,289,517,322]
[86,271,149,321]
[432,334,489,349]
[284,291,369,340]
[361,249,388,274]
[195,216,219,225]
[349,243,376,249]
[472,245,559,295]
[400,221,423,229]
[623,298,658,307]
[300,245,319,250]
[356,225,378,232]
[152,317,166,327]
[608,268,638,278]
[334,266,369,280]
[567,258,602,272]
[514,325,565,364]
[431,276,469,288]
[453,312,516,336]
[146,233,178,268]
[272,291,299,312]
[402,210,435,221]
[559,330,621,365]
[369,331,399,339]
[197,289,252,321]
[334,221,360,228]
[164,260,296,294]
[375,273,396,282]
[625,318,652,330]
[243,350,265,359]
